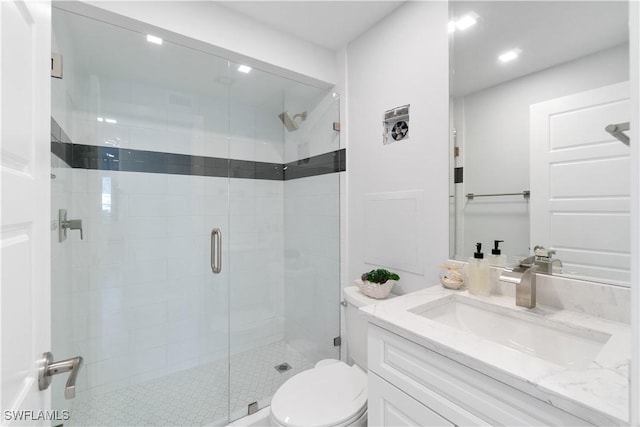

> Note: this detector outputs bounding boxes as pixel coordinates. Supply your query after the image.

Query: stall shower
[51,7,342,425]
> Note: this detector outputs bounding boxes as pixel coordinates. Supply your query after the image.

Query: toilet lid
[271,362,367,427]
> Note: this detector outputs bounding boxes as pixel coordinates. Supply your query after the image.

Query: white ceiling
[216,1,406,50]
[452,1,629,96]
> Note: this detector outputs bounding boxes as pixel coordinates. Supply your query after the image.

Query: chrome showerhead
[279,111,307,132]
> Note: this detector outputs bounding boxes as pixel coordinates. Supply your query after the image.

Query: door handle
[211,228,222,274]
[38,352,83,399]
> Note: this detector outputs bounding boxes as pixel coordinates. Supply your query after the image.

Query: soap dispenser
[468,242,490,296]
[489,240,507,267]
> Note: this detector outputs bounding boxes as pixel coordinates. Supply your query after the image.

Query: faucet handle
[533,245,555,259]
[58,209,84,242]
[65,219,84,239]
[519,255,536,268]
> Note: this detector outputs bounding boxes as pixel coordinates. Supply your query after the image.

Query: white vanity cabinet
[367,324,593,427]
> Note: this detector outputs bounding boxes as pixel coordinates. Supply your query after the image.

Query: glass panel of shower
[51,7,341,426]
[227,65,342,420]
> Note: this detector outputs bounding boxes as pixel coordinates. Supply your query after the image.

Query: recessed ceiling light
[450,12,479,33]
[237,65,252,74]
[498,48,522,63]
[97,117,104,122]
[105,118,117,124]
[146,34,163,45]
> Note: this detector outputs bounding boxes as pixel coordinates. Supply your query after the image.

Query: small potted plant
[356,268,400,299]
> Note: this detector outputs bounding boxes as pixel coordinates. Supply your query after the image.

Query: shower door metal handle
[211,228,222,274]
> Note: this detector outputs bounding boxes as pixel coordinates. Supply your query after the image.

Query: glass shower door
[227,68,342,420]
[51,8,232,426]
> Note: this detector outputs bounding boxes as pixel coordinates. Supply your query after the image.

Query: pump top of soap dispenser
[492,240,504,255]
[474,243,484,259]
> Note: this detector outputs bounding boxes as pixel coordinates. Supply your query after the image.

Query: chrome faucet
[498,246,563,308]
[499,256,537,308]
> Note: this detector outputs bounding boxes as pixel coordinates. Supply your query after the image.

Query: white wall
[63,1,337,87]
[346,1,449,294]
[456,44,629,261]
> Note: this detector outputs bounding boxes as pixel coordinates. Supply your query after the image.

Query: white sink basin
[410,295,611,368]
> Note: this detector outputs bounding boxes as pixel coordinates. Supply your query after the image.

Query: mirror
[449,1,630,286]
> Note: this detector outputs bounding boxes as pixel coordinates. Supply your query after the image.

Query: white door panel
[549,99,629,149]
[531,82,630,285]
[550,157,630,198]
[1,1,51,424]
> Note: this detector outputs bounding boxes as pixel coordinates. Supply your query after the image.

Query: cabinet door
[368,372,455,427]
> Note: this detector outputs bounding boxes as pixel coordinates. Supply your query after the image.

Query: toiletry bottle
[489,240,507,267]
[468,243,490,296]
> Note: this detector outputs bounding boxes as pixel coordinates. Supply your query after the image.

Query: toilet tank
[343,286,396,370]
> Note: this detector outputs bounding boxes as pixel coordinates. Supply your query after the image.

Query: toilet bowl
[270,359,367,427]
[270,286,393,427]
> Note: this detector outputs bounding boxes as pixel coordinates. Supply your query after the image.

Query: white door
[530,81,630,285]
[1,1,52,425]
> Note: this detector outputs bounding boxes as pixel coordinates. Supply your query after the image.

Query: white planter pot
[354,279,396,299]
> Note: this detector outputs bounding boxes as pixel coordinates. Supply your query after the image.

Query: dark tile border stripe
[51,117,73,166]
[51,118,343,181]
[65,144,286,180]
[284,149,346,180]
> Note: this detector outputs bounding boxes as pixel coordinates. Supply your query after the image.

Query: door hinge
[333,336,341,347]
[248,401,258,415]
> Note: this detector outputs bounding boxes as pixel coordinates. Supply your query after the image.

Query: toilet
[270,286,389,427]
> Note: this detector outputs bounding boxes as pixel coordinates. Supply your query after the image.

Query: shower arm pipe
[605,122,630,146]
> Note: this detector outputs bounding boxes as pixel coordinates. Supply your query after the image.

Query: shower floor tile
[67,341,313,427]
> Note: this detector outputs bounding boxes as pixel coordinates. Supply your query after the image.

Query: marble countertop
[360,285,630,426]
